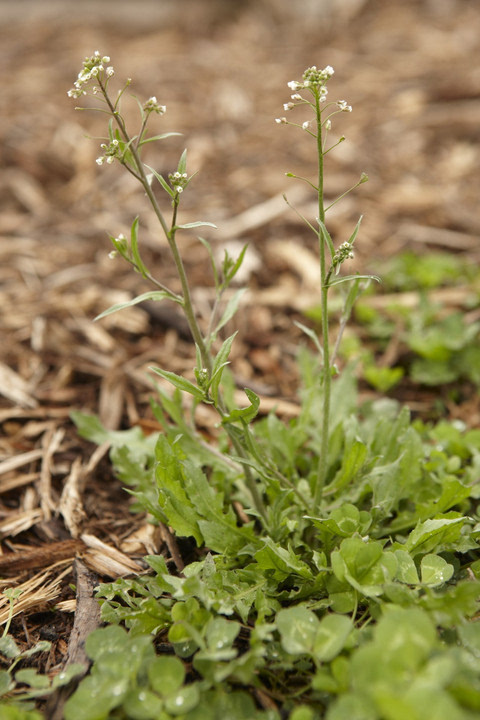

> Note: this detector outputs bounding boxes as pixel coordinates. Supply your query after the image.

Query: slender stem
[100,81,269,522]
[100,80,212,376]
[314,91,331,509]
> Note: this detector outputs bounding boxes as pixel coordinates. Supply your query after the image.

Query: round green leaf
[420,554,454,587]
[313,614,353,662]
[276,606,319,654]
[164,683,200,715]
[148,656,185,696]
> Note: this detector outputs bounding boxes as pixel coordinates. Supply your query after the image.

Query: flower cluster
[287,65,334,98]
[67,51,113,98]
[337,100,352,113]
[332,241,355,270]
[168,171,188,194]
[96,139,122,166]
[143,96,167,115]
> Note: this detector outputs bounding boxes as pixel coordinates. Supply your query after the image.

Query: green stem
[101,83,269,522]
[314,91,331,509]
[101,83,212,376]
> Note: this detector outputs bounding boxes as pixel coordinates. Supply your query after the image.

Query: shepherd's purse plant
[2,52,480,720]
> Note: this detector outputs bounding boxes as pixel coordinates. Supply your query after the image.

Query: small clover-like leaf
[148,656,185,696]
[420,554,454,587]
[276,606,319,655]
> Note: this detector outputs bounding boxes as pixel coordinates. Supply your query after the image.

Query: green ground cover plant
[2,53,480,720]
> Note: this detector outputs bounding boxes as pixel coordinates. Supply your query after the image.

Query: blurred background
[1,0,479,424]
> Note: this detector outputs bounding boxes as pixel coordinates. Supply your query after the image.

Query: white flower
[302,121,310,130]
[96,157,104,165]
[287,80,299,90]
[325,119,332,130]
[175,186,183,193]
[283,102,294,111]
[323,65,334,76]
[106,67,114,77]
[275,117,288,124]
[291,93,302,101]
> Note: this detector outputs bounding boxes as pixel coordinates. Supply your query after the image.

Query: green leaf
[394,549,420,584]
[346,215,363,247]
[0,635,20,659]
[318,219,335,260]
[420,554,454,587]
[326,441,367,494]
[144,164,176,198]
[404,517,466,556]
[148,656,185,695]
[0,670,14,697]
[224,242,248,284]
[149,367,205,401]
[313,614,353,662]
[95,290,179,321]
[14,669,50,690]
[129,216,148,277]
[177,148,188,175]
[164,683,200,715]
[176,221,217,230]
[326,273,381,288]
[214,288,247,337]
[51,664,85,689]
[221,387,260,424]
[139,131,182,145]
[122,688,165,719]
[64,672,129,720]
[255,539,313,581]
[276,606,319,654]
[209,332,237,404]
[294,321,323,356]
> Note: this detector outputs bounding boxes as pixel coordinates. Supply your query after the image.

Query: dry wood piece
[81,533,144,578]
[43,559,102,720]
[0,563,71,626]
[0,362,38,409]
[0,539,82,576]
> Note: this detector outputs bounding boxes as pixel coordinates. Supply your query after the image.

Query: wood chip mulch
[1,0,479,711]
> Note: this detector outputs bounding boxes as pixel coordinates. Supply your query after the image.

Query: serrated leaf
[405,517,465,556]
[255,539,312,580]
[221,387,260,424]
